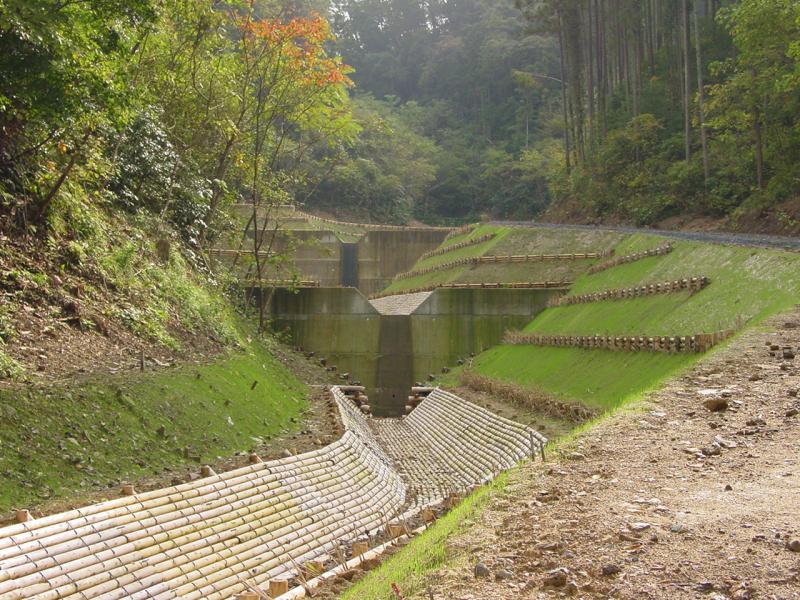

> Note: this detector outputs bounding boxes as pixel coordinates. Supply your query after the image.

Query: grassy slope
[440,233,800,411]
[0,336,307,511]
[383,225,622,294]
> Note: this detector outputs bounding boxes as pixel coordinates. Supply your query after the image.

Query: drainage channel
[0,386,546,599]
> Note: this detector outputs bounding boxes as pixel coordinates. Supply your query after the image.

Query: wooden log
[15,510,31,524]
[121,484,135,496]
[269,579,290,596]
[421,508,436,523]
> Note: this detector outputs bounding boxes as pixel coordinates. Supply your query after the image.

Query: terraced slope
[439,229,800,412]
[383,224,623,294]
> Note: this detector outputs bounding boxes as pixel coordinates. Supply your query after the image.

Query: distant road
[491,221,800,251]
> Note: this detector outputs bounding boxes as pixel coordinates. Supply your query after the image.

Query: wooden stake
[121,484,135,496]
[15,509,31,524]
[268,580,289,596]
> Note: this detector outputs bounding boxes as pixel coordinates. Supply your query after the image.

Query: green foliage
[541,0,800,226]
[0,349,23,380]
[330,0,561,222]
[304,96,438,223]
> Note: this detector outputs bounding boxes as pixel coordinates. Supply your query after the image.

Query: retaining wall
[270,288,558,415]
[504,329,735,353]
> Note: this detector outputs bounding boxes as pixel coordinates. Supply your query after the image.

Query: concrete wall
[270,287,560,416]
[269,288,382,399]
[356,229,450,295]
[236,226,448,292]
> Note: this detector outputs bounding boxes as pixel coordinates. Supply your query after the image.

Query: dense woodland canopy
[1,0,799,235]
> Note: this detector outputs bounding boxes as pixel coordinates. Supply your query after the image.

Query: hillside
[0,205,337,515]
[342,225,800,599]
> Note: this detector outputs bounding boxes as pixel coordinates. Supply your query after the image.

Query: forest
[1,0,799,235]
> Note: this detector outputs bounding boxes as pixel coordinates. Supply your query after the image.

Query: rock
[714,435,737,449]
[702,445,721,457]
[670,523,687,533]
[601,564,621,576]
[474,562,490,578]
[787,539,800,552]
[789,389,798,397]
[703,397,729,412]
[746,417,766,427]
[783,348,795,360]
[628,522,651,532]
[725,484,733,491]
[748,373,763,382]
[495,569,513,581]
[543,568,569,587]
[786,408,799,417]
[695,581,715,592]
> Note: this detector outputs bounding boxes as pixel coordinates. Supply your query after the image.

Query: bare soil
[0,233,223,383]
[413,310,800,599]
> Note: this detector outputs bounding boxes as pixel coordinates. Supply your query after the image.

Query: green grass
[413,226,510,269]
[0,337,307,512]
[534,236,800,335]
[341,473,508,600]
[457,345,696,410]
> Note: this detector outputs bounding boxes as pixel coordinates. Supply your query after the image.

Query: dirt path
[415,311,800,599]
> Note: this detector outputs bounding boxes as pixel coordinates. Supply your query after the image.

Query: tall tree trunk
[693,4,710,184]
[682,0,692,163]
[558,19,571,174]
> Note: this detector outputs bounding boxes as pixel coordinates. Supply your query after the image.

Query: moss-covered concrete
[270,287,558,415]
[222,212,449,292]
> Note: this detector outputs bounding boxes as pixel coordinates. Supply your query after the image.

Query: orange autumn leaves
[240,13,352,90]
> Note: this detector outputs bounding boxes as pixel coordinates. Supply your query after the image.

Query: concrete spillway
[270,287,563,415]
[0,387,545,599]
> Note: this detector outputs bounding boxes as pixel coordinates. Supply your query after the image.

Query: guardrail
[503,329,735,353]
[547,276,709,307]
